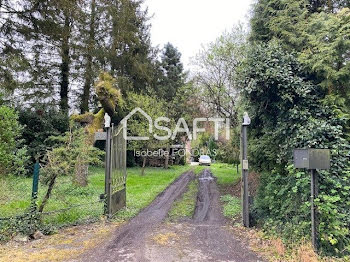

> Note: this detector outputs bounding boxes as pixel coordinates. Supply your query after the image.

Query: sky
[146,0,254,69]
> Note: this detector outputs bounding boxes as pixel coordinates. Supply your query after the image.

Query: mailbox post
[241,112,250,227]
[293,148,330,251]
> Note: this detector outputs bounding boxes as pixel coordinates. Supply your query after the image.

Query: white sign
[242,160,249,170]
[104,113,111,128]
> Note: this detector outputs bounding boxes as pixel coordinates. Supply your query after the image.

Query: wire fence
[0,201,104,222]
[0,166,106,240]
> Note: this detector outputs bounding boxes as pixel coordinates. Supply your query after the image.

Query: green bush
[0,106,29,176]
[240,42,350,255]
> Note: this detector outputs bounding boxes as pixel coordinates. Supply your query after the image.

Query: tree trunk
[327,0,333,12]
[60,14,71,113]
[80,0,96,114]
[38,174,58,213]
[141,156,147,176]
[237,163,239,175]
[110,0,118,74]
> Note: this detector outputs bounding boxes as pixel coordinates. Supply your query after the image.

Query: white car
[199,155,211,166]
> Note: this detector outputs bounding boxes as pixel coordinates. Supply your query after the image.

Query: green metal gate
[105,123,127,217]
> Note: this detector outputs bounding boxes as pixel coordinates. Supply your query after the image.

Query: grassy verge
[0,165,190,237]
[167,179,198,221]
[220,194,241,219]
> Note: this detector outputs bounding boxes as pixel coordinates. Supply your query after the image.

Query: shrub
[0,106,29,176]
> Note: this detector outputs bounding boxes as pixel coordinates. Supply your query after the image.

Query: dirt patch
[151,232,178,246]
[142,169,265,261]
[0,221,121,262]
[229,225,324,262]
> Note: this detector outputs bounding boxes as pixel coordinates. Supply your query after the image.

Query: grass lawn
[0,165,190,230]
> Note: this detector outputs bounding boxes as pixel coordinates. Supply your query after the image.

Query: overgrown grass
[167,179,199,221]
[220,194,241,219]
[0,165,190,229]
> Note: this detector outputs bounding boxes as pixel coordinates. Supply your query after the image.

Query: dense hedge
[240,42,350,255]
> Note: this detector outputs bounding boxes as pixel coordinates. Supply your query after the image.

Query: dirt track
[78,169,264,262]
[79,170,195,261]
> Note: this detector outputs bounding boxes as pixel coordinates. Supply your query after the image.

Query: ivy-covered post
[241,112,250,227]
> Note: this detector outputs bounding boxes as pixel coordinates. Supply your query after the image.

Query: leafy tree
[207,136,218,160]
[106,0,156,96]
[0,0,157,114]
[0,0,82,112]
[124,93,169,175]
[250,0,308,49]
[80,0,97,114]
[156,43,186,168]
[193,26,247,126]
[216,128,240,171]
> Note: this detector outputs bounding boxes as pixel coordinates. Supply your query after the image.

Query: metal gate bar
[105,123,127,217]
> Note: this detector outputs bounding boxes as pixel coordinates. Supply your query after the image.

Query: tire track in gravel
[79,170,195,262]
